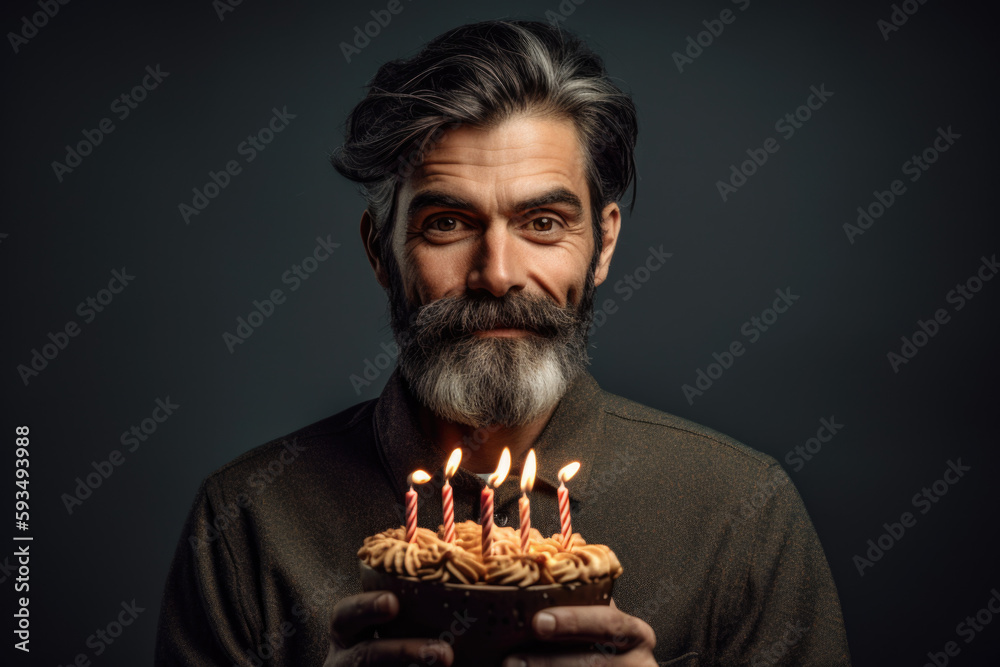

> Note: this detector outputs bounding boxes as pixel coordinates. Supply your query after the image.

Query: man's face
[365,114,620,427]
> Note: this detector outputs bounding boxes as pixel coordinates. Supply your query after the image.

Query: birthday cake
[357,449,621,663]
[357,520,621,664]
[358,519,622,586]
[358,521,622,588]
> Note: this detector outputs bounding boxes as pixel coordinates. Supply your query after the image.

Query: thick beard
[383,256,596,428]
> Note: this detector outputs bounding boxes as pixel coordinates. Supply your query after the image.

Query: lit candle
[442,449,462,544]
[519,449,537,554]
[557,462,581,550]
[405,470,431,543]
[481,447,511,557]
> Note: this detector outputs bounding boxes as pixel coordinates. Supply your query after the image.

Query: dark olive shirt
[155,368,851,666]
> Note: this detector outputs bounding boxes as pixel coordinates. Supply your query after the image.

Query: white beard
[404,334,577,428]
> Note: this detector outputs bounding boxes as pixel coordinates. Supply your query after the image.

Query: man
[156,19,851,666]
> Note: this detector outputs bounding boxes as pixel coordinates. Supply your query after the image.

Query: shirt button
[497,514,509,527]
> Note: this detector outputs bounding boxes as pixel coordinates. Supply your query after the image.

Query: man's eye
[531,217,555,232]
[428,217,461,232]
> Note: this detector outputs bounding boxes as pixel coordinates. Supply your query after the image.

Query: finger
[330,592,399,648]
[529,606,656,651]
[334,637,454,667]
[504,643,658,667]
[503,650,601,667]
[503,648,642,667]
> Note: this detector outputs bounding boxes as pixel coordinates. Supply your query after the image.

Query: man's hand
[323,591,454,667]
[502,600,656,666]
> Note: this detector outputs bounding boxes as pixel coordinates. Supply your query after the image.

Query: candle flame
[487,447,511,488]
[444,448,462,479]
[558,461,581,484]
[408,470,431,486]
[520,449,536,493]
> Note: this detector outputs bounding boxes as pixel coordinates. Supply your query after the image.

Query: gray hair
[330,19,638,266]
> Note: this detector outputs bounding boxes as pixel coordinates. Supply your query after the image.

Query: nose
[466,224,527,297]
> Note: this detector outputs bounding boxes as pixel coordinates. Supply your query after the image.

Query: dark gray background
[3,0,998,664]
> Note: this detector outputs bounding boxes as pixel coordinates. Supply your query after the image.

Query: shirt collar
[372,367,603,503]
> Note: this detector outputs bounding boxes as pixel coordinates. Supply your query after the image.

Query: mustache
[409,291,582,340]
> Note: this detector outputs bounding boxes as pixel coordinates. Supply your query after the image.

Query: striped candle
[557,462,580,550]
[481,485,494,555]
[519,495,531,552]
[405,486,419,543]
[557,482,572,549]
[519,449,536,553]
[405,470,431,544]
[481,448,511,557]
[442,482,455,544]
[442,449,462,545]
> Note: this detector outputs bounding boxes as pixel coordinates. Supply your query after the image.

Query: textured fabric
[155,368,852,665]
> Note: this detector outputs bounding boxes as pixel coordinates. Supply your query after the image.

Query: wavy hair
[330,19,638,268]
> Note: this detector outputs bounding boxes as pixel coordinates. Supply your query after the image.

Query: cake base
[359,562,615,666]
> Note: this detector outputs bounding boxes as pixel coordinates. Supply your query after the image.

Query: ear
[593,202,622,288]
[360,210,389,289]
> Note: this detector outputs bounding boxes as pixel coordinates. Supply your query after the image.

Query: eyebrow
[405,187,585,224]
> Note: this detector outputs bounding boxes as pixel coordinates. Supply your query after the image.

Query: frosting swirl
[359,520,622,587]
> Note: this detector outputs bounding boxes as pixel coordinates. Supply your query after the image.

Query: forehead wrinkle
[413,160,585,205]
[415,152,581,179]
[399,115,590,224]
[407,180,586,222]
